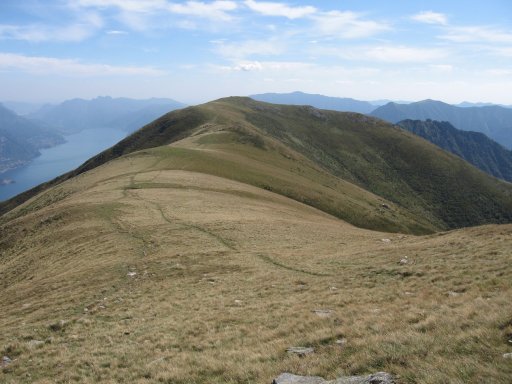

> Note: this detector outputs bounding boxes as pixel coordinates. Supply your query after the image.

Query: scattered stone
[1,356,12,367]
[399,257,408,265]
[312,309,332,318]
[21,303,31,309]
[49,319,68,332]
[447,291,461,297]
[381,238,391,243]
[286,347,314,356]
[503,353,512,359]
[27,340,44,349]
[381,203,390,209]
[329,286,338,291]
[335,338,347,346]
[234,300,243,305]
[127,272,137,277]
[272,371,395,384]
[404,291,413,296]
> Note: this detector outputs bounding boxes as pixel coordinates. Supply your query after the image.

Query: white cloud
[312,11,390,39]
[411,11,447,25]
[168,1,238,21]
[0,13,103,42]
[0,53,164,76]
[333,45,447,63]
[215,39,284,59]
[429,64,453,72]
[244,0,316,19]
[106,30,128,35]
[218,60,314,72]
[76,0,238,23]
[440,26,512,43]
[485,68,512,76]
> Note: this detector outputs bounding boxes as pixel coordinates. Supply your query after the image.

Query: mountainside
[1,98,512,383]
[398,119,512,182]
[0,104,64,173]
[251,91,376,114]
[2,97,512,233]
[29,96,186,134]
[371,99,512,149]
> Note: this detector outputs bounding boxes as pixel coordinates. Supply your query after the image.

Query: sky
[0,0,512,105]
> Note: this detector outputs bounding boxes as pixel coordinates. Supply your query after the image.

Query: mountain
[1,101,48,115]
[371,99,512,149]
[1,97,511,384]
[250,91,376,114]
[3,97,512,232]
[0,104,64,173]
[398,119,512,182]
[28,96,186,134]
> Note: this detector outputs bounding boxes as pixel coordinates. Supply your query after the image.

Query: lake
[0,128,127,202]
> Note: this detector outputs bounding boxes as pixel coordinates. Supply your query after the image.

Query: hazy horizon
[1,1,511,105]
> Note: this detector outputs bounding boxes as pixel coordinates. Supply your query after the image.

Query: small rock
[381,203,390,209]
[272,373,324,384]
[272,371,395,384]
[27,340,45,349]
[286,347,314,356]
[399,257,408,265]
[234,300,243,305]
[312,309,332,318]
[381,238,391,243]
[335,338,347,346]
[1,356,12,367]
[127,272,137,277]
[503,352,512,359]
[447,291,460,297]
[329,286,338,291]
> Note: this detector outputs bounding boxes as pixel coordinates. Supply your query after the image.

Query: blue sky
[0,0,511,104]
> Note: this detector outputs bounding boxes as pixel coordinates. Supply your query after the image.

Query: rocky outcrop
[272,372,395,384]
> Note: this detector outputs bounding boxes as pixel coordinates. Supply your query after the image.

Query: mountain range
[371,99,512,149]
[0,104,64,173]
[250,91,377,114]
[28,96,186,134]
[398,119,512,182]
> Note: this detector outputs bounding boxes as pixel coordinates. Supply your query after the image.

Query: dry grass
[1,146,511,383]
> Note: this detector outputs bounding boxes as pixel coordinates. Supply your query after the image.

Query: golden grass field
[1,132,511,383]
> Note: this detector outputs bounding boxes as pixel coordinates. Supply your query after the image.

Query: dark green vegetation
[371,99,512,149]
[2,97,512,234]
[28,96,186,134]
[251,91,376,114]
[398,119,512,182]
[0,104,64,173]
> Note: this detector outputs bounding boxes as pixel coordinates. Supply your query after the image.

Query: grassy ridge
[2,97,512,234]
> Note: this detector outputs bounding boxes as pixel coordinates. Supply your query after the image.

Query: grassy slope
[0,150,511,383]
[2,97,511,234]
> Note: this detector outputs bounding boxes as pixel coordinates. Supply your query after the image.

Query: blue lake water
[0,128,127,202]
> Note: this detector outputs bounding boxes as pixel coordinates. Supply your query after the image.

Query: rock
[447,291,460,297]
[381,203,390,209]
[27,340,45,348]
[335,338,347,346]
[272,372,395,384]
[381,239,391,243]
[399,257,408,265]
[1,356,12,367]
[273,373,325,384]
[503,352,512,359]
[312,309,333,318]
[286,347,314,356]
[127,271,137,277]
